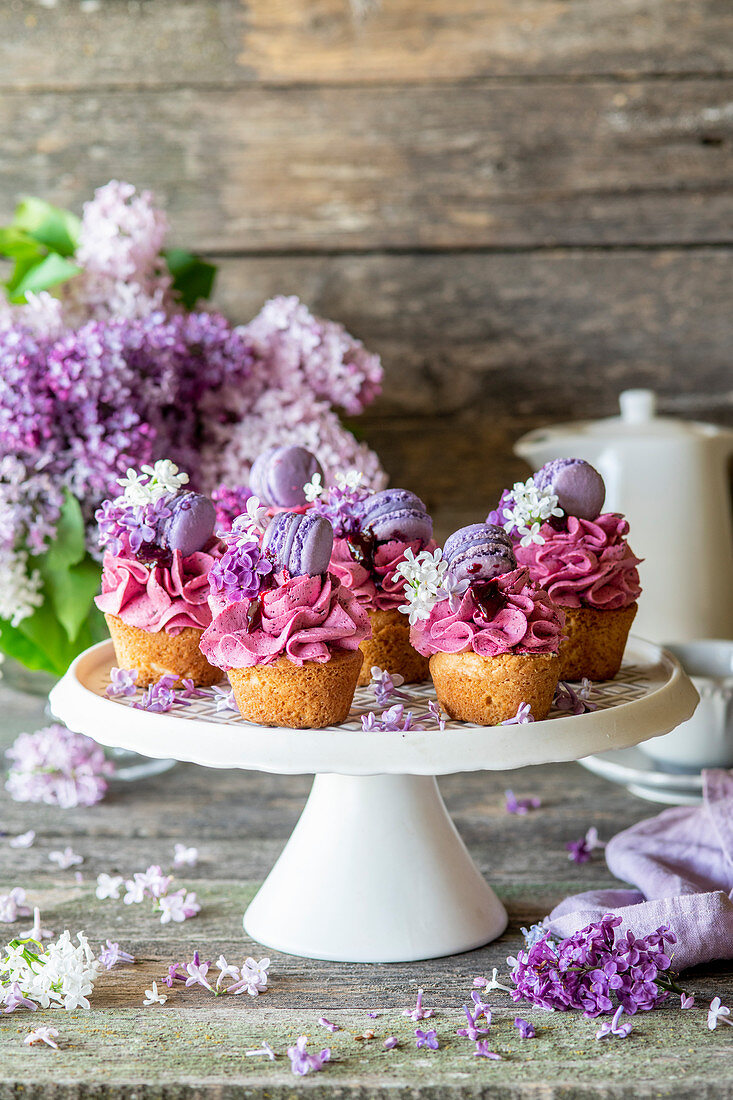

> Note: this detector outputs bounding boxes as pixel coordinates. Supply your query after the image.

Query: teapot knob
[619,388,657,424]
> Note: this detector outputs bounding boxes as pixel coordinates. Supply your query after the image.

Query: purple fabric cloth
[548,769,733,970]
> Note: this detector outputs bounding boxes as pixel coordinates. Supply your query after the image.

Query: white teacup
[642,639,733,772]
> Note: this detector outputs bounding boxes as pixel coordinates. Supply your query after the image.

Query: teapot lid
[524,389,733,444]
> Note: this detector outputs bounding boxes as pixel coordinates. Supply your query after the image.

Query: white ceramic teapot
[515,389,733,644]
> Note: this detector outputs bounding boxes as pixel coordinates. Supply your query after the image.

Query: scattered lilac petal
[403,988,435,1021]
[24,1027,59,1049]
[106,668,138,698]
[505,789,541,815]
[98,940,135,970]
[318,1017,340,1033]
[474,1041,501,1059]
[9,830,35,849]
[514,1017,535,1038]
[172,844,198,868]
[595,1005,632,1039]
[383,1036,399,1050]
[708,997,733,1030]
[566,827,605,864]
[287,1036,331,1076]
[501,702,534,726]
[681,993,695,1010]
[245,1041,276,1060]
[48,847,83,870]
[415,1028,439,1050]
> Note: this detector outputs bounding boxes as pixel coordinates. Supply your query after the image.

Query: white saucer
[579,745,704,805]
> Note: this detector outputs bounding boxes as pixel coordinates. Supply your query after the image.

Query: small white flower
[335,469,364,491]
[483,968,512,993]
[230,956,270,996]
[141,460,189,496]
[240,495,269,535]
[501,477,563,546]
[24,1026,59,1049]
[303,472,324,502]
[395,548,449,625]
[158,891,187,924]
[143,981,167,1006]
[584,826,606,851]
[117,468,153,505]
[9,830,35,849]
[95,873,124,901]
[215,955,241,989]
[172,844,198,868]
[49,847,83,870]
[0,547,44,627]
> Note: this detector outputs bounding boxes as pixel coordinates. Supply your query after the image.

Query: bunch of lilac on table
[0,929,99,1013]
[0,181,385,676]
[510,913,684,1017]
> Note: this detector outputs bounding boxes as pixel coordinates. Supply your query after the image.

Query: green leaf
[36,493,99,642]
[163,248,217,308]
[8,252,81,303]
[13,197,81,257]
[0,227,45,262]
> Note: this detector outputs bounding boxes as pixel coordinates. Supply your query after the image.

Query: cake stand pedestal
[49,637,697,963]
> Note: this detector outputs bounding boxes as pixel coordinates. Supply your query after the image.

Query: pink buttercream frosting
[515,513,641,610]
[330,538,433,613]
[95,547,219,635]
[411,567,564,658]
[199,572,371,669]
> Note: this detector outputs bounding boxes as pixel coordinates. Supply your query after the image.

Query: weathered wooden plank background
[0,0,731,526]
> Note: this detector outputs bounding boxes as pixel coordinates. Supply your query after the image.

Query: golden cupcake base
[104,613,223,687]
[429,649,560,726]
[228,648,364,729]
[559,603,638,681]
[356,608,430,686]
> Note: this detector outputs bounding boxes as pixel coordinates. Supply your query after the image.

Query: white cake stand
[49,637,697,964]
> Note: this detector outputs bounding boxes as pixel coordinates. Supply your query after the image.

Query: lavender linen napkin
[547,769,733,970]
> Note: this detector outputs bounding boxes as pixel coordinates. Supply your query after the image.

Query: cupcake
[489,459,642,681]
[94,461,223,686]
[322,486,435,686]
[405,524,564,725]
[199,510,370,728]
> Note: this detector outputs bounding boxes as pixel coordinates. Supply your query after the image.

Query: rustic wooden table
[0,681,731,1098]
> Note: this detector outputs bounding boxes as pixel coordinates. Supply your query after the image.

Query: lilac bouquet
[0,181,385,675]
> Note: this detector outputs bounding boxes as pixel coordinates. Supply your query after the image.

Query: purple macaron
[158,492,216,558]
[249,446,324,509]
[357,489,433,546]
[262,511,334,577]
[534,458,606,521]
[443,522,517,586]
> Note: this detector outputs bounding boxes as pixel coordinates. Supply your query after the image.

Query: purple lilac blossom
[287,1036,331,1076]
[428,700,446,730]
[106,667,139,698]
[313,483,372,539]
[98,941,135,970]
[456,1004,490,1041]
[474,1042,501,1059]
[505,789,542,815]
[514,1017,535,1038]
[415,1029,439,1050]
[681,993,695,1009]
[208,540,272,604]
[403,988,434,1021]
[383,1036,399,1050]
[211,484,253,533]
[501,702,535,726]
[566,826,605,864]
[5,725,114,808]
[510,914,679,1018]
[133,674,184,714]
[595,1005,632,1039]
[554,681,598,716]
[361,704,426,733]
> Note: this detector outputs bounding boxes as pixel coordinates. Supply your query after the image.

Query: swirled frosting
[515,514,641,610]
[95,547,219,635]
[199,572,371,669]
[411,567,564,658]
[330,538,433,613]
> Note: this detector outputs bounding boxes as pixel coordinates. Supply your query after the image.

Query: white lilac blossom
[0,888,32,924]
[8,831,35,849]
[501,702,535,726]
[97,941,135,970]
[708,997,733,1030]
[211,685,238,713]
[19,909,53,943]
[172,844,198,868]
[95,874,124,901]
[100,864,200,925]
[48,848,83,870]
[287,1035,331,1076]
[158,890,201,925]
[595,1005,632,1039]
[403,988,435,1021]
[681,993,695,1009]
[396,548,449,625]
[335,469,364,492]
[498,478,564,548]
[245,1042,276,1060]
[229,957,270,996]
[143,982,167,1006]
[0,548,44,627]
[238,495,269,537]
[427,700,446,731]
[474,968,513,994]
[6,725,114,809]
[24,1026,59,1049]
[303,473,324,502]
[184,959,213,992]
[0,930,100,1012]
